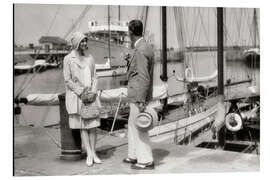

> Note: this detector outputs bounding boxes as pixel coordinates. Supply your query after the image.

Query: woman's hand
[79,86,88,98]
[81,88,97,104]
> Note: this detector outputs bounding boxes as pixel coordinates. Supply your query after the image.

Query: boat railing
[89,20,128,27]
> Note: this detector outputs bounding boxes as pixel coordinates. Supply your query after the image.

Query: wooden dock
[14,125,259,176]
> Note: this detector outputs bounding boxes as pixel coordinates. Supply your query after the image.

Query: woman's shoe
[93,156,102,164]
[86,156,93,167]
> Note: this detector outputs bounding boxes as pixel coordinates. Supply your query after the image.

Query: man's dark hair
[128,20,143,36]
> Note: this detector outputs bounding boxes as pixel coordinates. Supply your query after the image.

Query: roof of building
[39,36,67,45]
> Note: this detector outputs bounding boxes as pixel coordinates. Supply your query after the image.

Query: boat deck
[14,125,259,176]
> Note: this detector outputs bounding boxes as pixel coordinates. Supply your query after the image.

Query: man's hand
[136,102,146,113]
[121,52,131,65]
[211,124,217,139]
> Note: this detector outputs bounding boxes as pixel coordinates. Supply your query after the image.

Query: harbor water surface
[14,51,260,127]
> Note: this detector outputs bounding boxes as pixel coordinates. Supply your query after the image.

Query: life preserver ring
[225,113,242,132]
[185,67,194,81]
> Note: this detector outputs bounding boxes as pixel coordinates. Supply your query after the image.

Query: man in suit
[123,19,155,170]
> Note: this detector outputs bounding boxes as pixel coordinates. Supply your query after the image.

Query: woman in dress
[63,31,102,166]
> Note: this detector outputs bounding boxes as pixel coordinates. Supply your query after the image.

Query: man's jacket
[127,38,154,104]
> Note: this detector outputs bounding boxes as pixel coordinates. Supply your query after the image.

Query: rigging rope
[64,5,92,39]
[15,5,62,98]
[47,5,62,36]
[198,8,217,64]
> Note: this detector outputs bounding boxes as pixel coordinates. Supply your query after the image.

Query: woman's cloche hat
[71,31,87,50]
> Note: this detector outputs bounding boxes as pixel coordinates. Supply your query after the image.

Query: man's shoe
[123,158,137,164]
[130,162,155,170]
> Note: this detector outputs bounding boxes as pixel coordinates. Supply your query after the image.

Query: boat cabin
[88,21,130,46]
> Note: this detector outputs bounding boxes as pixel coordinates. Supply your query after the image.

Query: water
[14,51,260,126]
[98,51,260,96]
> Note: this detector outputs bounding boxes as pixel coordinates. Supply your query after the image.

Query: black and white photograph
[10,0,264,177]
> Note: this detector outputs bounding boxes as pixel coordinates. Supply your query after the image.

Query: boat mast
[108,5,111,60]
[118,5,121,22]
[160,6,168,111]
[253,8,258,48]
[118,5,121,45]
[160,6,168,82]
[216,7,226,147]
[217,7,224,96]
[143,6,149,35]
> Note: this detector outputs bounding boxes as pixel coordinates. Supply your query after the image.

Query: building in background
[39,36,68,51]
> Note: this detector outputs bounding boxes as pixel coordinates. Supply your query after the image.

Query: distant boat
[45,62,61,69]
[33,59,47,72]
[15,59,56,74]
[95,57,126,77]
[95,57,111,71]
[84,11,131,77]
[243,48,260,68]
[14,57,124,77]
[14,64,34,75]
[87,20,131,68]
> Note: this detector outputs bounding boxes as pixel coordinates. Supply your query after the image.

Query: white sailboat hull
[150,103,218,143]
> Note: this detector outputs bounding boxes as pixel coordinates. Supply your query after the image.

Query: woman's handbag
[80,103,100,120]
[80,89,100,120]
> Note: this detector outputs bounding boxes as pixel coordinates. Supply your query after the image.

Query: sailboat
[147,6,221,143]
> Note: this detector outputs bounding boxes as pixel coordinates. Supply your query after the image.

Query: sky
[14,3,259,48]
[14,4,132,46]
